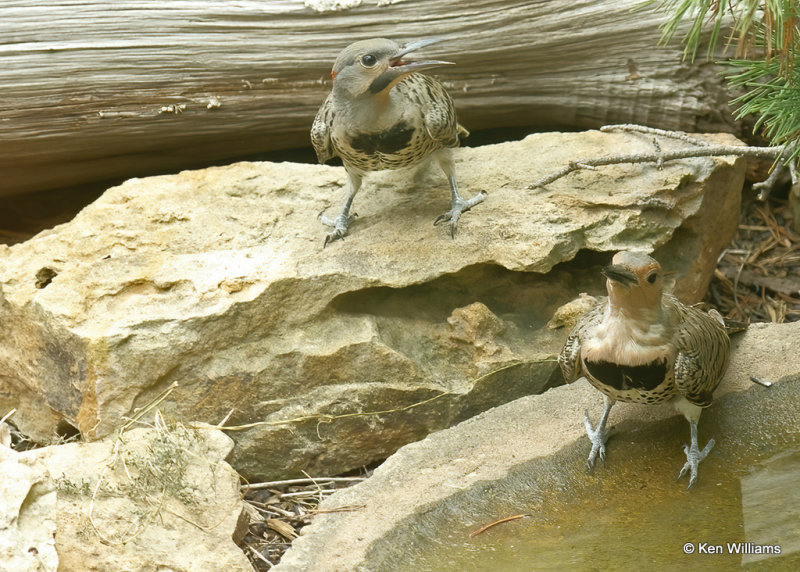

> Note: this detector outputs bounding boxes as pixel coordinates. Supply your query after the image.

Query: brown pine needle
[469,514,530,538]
[267,518,298,540]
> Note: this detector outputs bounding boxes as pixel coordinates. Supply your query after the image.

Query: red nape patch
[331,70,337,80]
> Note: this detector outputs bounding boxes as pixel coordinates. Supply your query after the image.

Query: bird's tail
[711,308,749,335]
[721,317,749,335]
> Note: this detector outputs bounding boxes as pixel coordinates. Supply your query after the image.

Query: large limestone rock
[0,425,250,571]
[0,131,744,479]
[276,321,800,572]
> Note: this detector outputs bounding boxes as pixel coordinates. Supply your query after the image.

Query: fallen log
[0,0,737,196]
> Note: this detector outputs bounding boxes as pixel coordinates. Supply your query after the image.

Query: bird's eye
[361,54,377,67]
[647,272,658,284]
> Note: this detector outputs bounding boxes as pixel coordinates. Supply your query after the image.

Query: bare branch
[752,163,789,201]
[529,139,784,189]
[752,143,799,200]
[600,124,710,147]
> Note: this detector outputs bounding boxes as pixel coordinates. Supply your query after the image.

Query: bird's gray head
[330,38,453,98]
[601,251,664,310]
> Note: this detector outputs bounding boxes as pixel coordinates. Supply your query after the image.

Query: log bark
[0,0,737,197]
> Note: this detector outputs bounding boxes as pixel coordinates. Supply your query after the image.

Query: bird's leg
[321,170,362,246]
[584,395,614,472]
[677,419,715,488]
[433,151,485,237]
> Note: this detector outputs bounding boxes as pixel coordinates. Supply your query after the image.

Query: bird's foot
[676,437,715,489]
[320,212,357,247]
[433,191,486,238]
[583,409,611,472]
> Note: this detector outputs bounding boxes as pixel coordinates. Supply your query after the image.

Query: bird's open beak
[389,38,454,73]
[601,264,638,287]
[369,38,454,94]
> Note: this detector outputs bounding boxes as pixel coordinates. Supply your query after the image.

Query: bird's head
[330,38,454,98]
[602,251,664,311]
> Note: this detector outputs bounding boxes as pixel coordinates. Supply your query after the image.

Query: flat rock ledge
[276,321,800,571]
[0,131,744,479]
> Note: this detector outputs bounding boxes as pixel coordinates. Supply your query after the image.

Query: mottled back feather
[311,93,335,164]
[559,302,604,384]
[398,74,460,147]
[670,299,730,406]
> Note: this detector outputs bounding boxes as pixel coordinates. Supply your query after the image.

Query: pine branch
[646,0,800,216]
[728,57,800,157]
[649,0,792,63]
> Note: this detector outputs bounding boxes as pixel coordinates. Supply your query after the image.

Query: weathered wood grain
[0,0,736,196]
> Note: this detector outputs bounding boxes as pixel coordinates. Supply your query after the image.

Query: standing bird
[311,38,484,246]
[558,251,730,488]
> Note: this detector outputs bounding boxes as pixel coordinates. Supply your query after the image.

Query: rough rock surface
[0,439,58,571]
[0,425,250,572]
[275,321,800,572]
[0,131,744,479]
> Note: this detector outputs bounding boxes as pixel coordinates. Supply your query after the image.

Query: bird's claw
[583,409,610,473]
[320,212,357,247]
[433,191,486,238]
[433,210,462,238]
[323,228,346,248]
[586,444,606,473]
[676,437,715,488]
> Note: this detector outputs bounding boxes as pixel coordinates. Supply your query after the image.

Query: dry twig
[708,197,800,322]
[469,514,530,538]
[0,408,16,425]
[529,124,783,189]
[600,124,710,146]
[239,475,369,571]
[530,144,782,189]
[243,477,366,490]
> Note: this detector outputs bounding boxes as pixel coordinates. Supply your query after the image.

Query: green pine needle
[647,0,800,158]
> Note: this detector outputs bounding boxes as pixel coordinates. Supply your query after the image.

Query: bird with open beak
[311,38,484,246]
[558,251,731,488]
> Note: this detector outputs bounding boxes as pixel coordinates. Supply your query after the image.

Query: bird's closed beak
[601,264,638,287]
[369,38,454,94]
